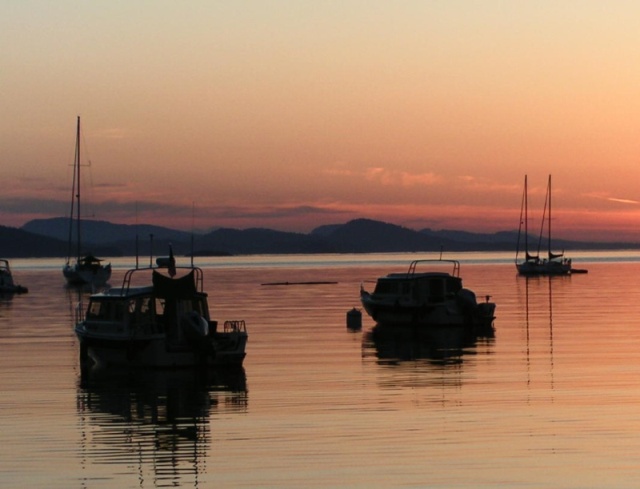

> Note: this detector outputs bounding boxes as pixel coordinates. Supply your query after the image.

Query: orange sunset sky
[3,2,640,242]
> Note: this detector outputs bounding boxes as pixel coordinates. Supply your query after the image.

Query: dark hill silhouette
[3,216,636,258]
[23,218,191,243]
[318,218,454,253]
[196,228,334,254]
[0,225,69,257]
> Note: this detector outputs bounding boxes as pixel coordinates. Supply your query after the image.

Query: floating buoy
[346,307,362,329]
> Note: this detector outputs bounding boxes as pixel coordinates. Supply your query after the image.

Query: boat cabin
[373,271,463,305]
[82,268,214,349]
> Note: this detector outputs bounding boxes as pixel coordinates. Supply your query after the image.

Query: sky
[3,1,640,242]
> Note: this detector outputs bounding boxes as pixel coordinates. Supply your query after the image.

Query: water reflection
[363,323,495,366]
[76,367,247,487]
[521,275,558,392]
[0,293,17,304]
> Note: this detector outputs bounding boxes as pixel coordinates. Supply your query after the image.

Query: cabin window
[87,300,122,321]
[87,301,105,319]
[155,298,165,315]
[129,296,154,332]
[139,297,152,315]
[135,297,153,323]
[374,281,396,294]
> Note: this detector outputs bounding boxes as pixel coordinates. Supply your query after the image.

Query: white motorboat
[360,259,495,327]
[75,257,247,368]
[63,116,112,286]
[0,259,28,294]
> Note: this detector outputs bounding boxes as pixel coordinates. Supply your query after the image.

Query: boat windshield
[87,299,127,322]
[373,280,411,295]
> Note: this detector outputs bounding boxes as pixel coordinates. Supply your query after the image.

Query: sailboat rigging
[62,116,112,286]
[515,175,575,276]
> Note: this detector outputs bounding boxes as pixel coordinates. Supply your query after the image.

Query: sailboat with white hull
[62,116,112,286]
[516,175,574,276]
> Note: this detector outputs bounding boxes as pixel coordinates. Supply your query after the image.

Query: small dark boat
[75,257,247,368]
[0,259,28,294]
[360,259,495,327]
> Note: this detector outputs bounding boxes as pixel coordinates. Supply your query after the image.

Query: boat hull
[64,263,112,286]
[77,328,247,368]
[0,286,28,294]
[360,292,496,328]
[0,260,28,294]
[516,260,571,276]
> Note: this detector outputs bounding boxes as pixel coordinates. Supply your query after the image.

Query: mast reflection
[522,275,557,393]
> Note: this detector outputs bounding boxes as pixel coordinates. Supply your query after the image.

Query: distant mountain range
[0,217,636,258]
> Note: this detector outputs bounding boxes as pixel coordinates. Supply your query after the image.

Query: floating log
[261,281,338,286]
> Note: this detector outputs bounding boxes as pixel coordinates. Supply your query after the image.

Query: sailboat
[515,175,573,276]
[62,116,112,286]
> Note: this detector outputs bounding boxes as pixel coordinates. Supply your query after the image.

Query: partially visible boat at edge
[0,259,28,294]
[360,259,496,327]
[515,175,583,276]
[75,255,247,368]
[63,116,111,286]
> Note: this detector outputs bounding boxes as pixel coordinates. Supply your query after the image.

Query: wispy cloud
[364,167,441,187]
[323,163,441,187]
[458,175,523,195]
[608,197,639,205]
[584,191,640,205]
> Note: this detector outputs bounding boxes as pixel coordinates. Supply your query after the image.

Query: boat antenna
[439,245,443,260]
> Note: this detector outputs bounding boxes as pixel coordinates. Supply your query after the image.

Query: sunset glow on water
[2,253,640,487]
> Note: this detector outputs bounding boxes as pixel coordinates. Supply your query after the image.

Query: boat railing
[120,265,205,296]
[407,259,460,277]
[223,320,247,333]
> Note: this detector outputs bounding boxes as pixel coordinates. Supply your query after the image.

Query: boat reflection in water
[363,323,495,366]
[76,366,247,486]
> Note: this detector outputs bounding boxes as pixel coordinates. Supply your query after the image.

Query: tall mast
[524,175,528,256]
[76,116,81,261]
[547,174,551,259]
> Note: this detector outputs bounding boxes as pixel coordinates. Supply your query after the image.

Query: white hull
[64,262,112,286]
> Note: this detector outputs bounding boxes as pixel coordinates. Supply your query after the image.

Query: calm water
[3,252,640,488]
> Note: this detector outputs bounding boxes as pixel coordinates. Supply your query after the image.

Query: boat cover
[152,270,197,299]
